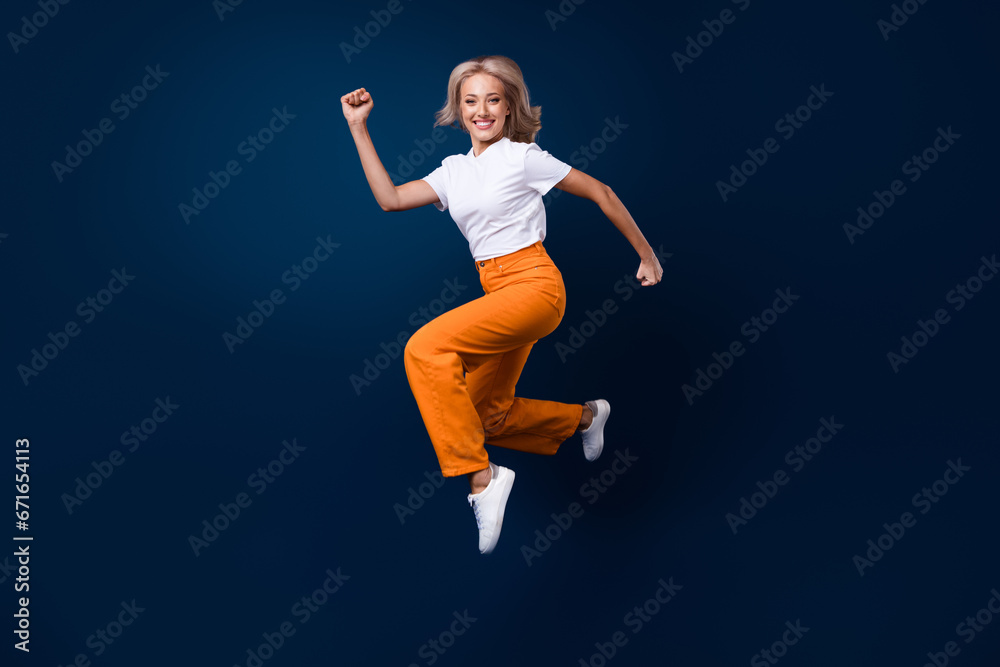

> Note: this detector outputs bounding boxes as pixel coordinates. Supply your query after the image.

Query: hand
[341,87,372,126]
[636,252,663,286]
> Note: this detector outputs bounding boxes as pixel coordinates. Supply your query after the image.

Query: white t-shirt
[419,136,572,261]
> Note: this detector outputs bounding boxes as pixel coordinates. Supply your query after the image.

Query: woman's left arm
[553,168,663,286]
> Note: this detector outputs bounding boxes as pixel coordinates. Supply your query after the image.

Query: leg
[466,342,584,457]
[466,400,589,494]
[403,278,566,479]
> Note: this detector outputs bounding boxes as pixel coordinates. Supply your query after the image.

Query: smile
[473,119,495,129]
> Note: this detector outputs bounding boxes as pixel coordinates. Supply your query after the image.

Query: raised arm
[342,87,440,212]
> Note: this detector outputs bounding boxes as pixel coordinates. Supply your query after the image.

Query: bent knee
[477,404,511,435]
[403,328,434,365]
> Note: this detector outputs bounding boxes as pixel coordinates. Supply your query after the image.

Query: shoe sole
[482,468,515,555]
[585,399,610,462]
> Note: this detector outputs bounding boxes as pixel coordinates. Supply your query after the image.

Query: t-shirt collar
[468,136,508,158]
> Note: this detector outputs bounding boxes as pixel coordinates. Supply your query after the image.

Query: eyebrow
[464,92,500,97]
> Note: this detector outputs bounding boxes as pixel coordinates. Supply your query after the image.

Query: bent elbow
[380,195,399,212]
[598,183,615,205]
[381,186,400,212]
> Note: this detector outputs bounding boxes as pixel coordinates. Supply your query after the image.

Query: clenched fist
[342,87,372,126]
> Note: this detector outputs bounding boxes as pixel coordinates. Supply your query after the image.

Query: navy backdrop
[3,0,999,665]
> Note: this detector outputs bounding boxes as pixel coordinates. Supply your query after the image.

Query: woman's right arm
[342,87,440,212]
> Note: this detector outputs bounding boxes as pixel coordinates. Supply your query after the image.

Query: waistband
[475,240,546,270]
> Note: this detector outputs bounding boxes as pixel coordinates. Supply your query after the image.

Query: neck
[473,135,503,157]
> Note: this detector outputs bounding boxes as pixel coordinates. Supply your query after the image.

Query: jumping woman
[341,55,662,554]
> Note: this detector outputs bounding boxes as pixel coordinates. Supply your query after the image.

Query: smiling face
[461,72,510,155]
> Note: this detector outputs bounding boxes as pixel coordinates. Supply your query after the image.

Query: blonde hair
[432,55,543,144]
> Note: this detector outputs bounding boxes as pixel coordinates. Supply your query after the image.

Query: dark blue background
[3,0,999,665]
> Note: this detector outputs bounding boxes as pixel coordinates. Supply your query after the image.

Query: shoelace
[468,496,483,530]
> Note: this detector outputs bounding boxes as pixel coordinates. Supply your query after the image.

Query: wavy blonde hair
[432,55,543,144]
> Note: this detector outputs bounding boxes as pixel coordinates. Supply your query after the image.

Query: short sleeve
[523,143,572,195]
[419,162,449,212]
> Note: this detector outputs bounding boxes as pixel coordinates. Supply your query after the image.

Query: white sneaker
[581,399,610,462]
[467,462,515,555]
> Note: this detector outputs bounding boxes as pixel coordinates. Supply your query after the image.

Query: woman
[342,55,662,555]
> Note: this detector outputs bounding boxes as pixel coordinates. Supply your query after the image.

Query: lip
[472,119,495,129]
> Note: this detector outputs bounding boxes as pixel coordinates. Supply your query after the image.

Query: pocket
[498,252,541,273]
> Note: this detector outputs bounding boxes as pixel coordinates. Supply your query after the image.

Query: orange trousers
[403,240,584,477]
